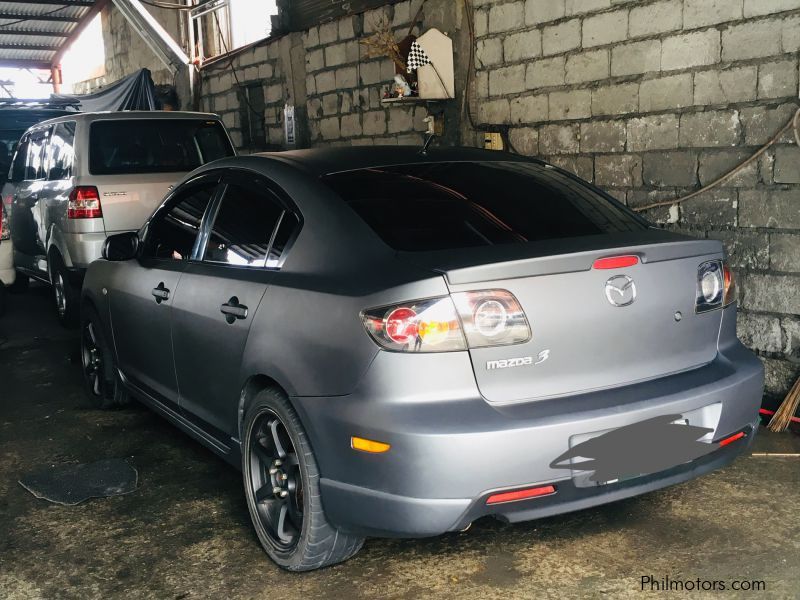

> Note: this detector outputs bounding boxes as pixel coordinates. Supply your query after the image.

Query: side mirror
[102,232,139,261]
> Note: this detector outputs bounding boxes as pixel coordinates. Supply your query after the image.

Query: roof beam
[51,0,109,66]
[0,59,53,69]
[0,30,71,38]
[1,1,94,6]
[0,42,60,51]
[0,13,82,23]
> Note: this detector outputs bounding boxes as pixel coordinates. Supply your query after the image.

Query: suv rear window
[322,162,648,252]
[89,119,233,175]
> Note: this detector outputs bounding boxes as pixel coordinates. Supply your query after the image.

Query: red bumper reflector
[718,431,746,447]
[486,485,556,505]
[593,255,639,269]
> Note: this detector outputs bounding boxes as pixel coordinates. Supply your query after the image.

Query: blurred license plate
[568,403,722,488]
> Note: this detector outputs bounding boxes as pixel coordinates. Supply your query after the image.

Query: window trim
[138,171,225,264]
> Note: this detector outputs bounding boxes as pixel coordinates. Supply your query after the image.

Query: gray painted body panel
[81,148,764,539]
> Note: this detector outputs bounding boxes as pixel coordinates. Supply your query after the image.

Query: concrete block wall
[472,0,800,398]
[302,5,429,146]
[73,3,183,94]
[200,41,288,150]
[198,1,431,151]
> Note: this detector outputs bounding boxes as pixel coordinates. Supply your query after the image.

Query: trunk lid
[402,231,725,404]
[84,173,187,233]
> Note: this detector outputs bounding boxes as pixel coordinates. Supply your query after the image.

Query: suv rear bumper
[292,307,763,538]
[64,231,106,269]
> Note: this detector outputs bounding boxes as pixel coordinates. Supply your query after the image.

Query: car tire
[80,306,131,409]
[242,388,364,571]
[49,253,79,328]
[9,272,28,293]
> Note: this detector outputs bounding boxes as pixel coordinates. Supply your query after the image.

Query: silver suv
[3,111,234,325]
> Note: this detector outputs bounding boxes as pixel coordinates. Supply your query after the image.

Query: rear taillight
[696,260,734,313]
[0,205,8,241]
[362,296,466,352]
[68,186,102,219]
[451,290,531,348]
[361,290,530,353]
[722,262,735,306]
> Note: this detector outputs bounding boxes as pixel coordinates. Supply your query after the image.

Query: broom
[768,376,800,432]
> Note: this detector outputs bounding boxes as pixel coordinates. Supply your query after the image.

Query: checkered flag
[406,40,431,73]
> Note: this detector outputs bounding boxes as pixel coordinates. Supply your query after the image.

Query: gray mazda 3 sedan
[80,147,764,571]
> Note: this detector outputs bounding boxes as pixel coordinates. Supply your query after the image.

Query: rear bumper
[318,426,756,537]
[293,307,764,538]
[64,231,107,269]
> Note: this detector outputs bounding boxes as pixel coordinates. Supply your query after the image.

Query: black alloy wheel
[242,388,364,571]
[79,307,130,409]
[81,319,106,399]
[247,409,304,550]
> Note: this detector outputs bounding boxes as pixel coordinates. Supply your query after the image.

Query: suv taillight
[68,186,102,219]
[696,260,735,313]
[361,290,531,353]
[0,204,8,241]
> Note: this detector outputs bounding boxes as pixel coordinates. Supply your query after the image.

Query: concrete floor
[1,285,799,600]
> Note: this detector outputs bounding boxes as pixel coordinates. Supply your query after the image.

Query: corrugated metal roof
[0,1,103,70]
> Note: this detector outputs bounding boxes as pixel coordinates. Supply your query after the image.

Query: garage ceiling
[0,0,107,70]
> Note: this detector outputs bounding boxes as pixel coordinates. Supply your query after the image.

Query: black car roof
[254,145,537,176]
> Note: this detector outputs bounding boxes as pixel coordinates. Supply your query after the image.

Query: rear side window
[25,129,50,180]
[10,135,29,182]
[89,119,233,175]
[322,162,648,252]
[203,183,284,267]
[46,122,76,180]
[142,182,217,260]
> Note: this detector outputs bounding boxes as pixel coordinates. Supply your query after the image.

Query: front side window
[47,122,76,180]
[142,182,217,260]
[203,183,284,267]
[89,119,234,175]
[322,162,649,252]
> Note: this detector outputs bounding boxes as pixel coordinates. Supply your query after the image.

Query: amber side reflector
[593,255,639,269]
[351,436,391,453]
[486,485,556,505]
[718,431,746,447]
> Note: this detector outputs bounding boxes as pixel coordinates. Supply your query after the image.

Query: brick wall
[472,0,800,399]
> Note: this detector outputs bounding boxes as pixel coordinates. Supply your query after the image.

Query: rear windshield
[322,162,648,252]
[89,119,233,175]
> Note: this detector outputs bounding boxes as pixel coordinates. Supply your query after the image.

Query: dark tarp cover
[51,68,160,113]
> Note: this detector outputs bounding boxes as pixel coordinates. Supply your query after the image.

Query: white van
[3,111,235,325]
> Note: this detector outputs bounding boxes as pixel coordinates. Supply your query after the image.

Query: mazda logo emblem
[605,275,636,307]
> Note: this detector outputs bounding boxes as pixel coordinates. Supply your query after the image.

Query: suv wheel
[50,253,79,327]
[242,388,364,571]
[80,306,130,409]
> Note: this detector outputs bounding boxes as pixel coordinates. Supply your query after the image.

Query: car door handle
[220,296,248,323]
[152,282,170,303]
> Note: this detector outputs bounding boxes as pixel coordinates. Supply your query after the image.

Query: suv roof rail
[0,98,79,110]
